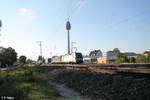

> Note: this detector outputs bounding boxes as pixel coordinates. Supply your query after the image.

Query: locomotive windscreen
[76,53,83,58]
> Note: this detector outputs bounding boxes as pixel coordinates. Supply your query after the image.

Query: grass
[0,66,70,100]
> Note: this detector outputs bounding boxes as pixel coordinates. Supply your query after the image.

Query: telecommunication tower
[66,18,71,54]
[0,20,2,31]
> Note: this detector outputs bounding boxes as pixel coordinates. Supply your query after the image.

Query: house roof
[121,52,137,56]
[89,50,102,57]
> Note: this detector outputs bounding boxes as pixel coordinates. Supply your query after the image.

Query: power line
[53,0,86,35]
[68,0,85,19]
[51,0,86,55]
[107,10,149,29]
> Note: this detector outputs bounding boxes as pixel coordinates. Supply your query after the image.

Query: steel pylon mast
[37,41,42,58]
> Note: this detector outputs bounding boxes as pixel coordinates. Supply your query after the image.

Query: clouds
[0,8,40,59]
[17,8,37,20]
[13,8,38,29]
[19,8,28,13]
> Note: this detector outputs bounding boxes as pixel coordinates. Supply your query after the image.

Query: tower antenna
[66,18,71,54]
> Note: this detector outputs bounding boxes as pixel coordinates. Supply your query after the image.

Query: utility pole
[36,41,42,58]
[66,18,71,54]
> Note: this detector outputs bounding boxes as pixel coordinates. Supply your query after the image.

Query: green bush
[0,66,69,100]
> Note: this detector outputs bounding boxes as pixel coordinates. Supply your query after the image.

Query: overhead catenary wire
[50,0,86,56]
[53,0,86,39]
[107,10,149,29]
[67,0,85,19]
[52,0,74,35]
[54,0,85,33]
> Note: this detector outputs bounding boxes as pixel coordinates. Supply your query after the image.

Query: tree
[147,54,150,63]
[130,57,136,63]
[26,59,33,64]
[19,55,27,64]
[37,56,42,62]
[113,48,120,54]
[136,54,146,63]
[144,51,150,63]
[37,56,45,63]
[144,51,150,55]
[113,48,121,64]
[42,58,45,64]
[113,48,130,64]
[0,47,17,67]
[120,55,129,63]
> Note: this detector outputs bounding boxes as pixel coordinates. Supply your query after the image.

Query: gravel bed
[50,69,150,100]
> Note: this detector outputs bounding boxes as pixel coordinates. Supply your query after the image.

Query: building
[97,51,116,64]
[83,50,102,64]
[89,50,102,63]
[89,50,102,57]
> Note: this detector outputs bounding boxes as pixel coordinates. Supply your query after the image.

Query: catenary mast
[37,41,42,58]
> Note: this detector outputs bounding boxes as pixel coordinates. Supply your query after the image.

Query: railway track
[41,63,150,74]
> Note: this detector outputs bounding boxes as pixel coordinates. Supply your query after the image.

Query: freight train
[51,52,83,64]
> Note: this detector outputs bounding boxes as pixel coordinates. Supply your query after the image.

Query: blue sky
[0,0,150,60]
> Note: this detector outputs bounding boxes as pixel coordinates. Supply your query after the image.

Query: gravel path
[49,81,89,100]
